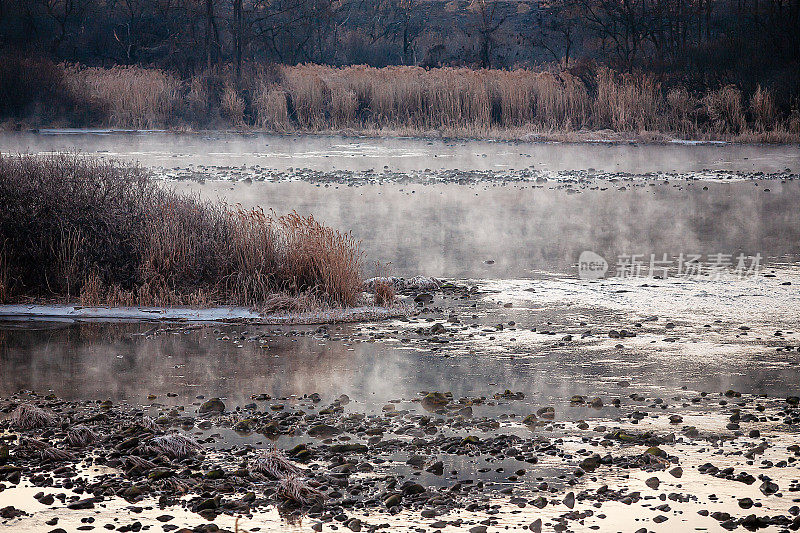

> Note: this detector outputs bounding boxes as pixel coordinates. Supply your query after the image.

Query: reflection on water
[177,179,800,278]
[2,319,798,409]
[1,130,799,173]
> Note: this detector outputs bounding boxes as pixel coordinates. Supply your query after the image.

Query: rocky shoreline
[2,380,800,533]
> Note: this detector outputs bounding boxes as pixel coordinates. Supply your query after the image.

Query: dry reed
[3,60,790,140]
[703,85,746,134]
[64,65,182,128]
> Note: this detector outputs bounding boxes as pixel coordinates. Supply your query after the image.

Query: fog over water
[178,179,800,278]
[1,130,799,173]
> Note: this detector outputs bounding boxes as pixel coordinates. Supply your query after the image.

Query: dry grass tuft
[367,264,397,306]
[41,446,77,462]
[251,447,305,479]
[372,279,396,306]
[276,475,325,505]
[279,212,364,308]
[66,425,99,447]
[9,403,57,429]
[149,434,202,459]
[125,455,158,471]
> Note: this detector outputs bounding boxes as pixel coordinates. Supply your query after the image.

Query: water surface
[1,130,798,173]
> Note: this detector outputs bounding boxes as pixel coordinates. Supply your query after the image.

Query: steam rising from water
[177,179,800,278]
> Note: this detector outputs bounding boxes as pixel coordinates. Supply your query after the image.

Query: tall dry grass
[593,67,665,132]
[249,64,793,138]
[750,85,776,132]
[0,240,8,304]
[64,65,182,128]
[4,57,797,140]
[0,154,363,309]
[702,85,747,134]
[268,64,594,133]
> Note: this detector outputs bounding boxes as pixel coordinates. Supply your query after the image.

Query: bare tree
[526,0,578,65]
[40,0,85,55]
[466,0,505,68]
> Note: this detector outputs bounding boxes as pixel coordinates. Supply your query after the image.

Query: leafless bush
[0,154,364,309]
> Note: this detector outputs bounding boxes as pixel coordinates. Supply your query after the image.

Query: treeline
[1,0,798,95]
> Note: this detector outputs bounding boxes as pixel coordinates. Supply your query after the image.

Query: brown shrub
[0,154,363,309]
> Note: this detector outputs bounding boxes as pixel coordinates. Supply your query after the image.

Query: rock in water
[198,398,225,414]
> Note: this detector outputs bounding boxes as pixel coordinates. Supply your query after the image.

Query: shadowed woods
[0,154,364,310]
[2,57,799,141]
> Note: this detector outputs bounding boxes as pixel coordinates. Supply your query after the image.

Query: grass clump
[8,404,58,429]
[0,153,364,309]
